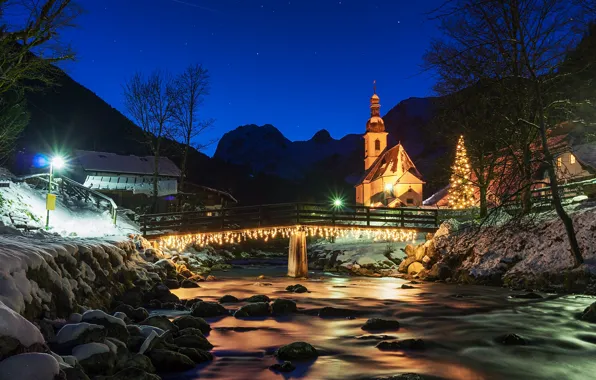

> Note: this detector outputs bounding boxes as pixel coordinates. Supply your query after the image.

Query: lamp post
[45,156,65,230]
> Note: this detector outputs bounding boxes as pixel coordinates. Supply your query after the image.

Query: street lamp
[333,198,343,207]
[45,156,65,230]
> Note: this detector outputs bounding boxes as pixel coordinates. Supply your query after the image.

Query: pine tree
[448,135,475,209]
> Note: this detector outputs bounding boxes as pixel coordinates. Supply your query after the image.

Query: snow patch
[72,342,109,361]
[0,353,59,380]
[0,300,44,346]
[55,322,104,344]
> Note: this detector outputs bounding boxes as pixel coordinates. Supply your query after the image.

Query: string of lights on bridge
[158,225,418,251]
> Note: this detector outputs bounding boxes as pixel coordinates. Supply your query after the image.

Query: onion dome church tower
[364,82,388,170]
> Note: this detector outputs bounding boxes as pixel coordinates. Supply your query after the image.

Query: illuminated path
[140,203,439,277]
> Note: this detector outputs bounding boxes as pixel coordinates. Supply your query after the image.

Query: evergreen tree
[448,135,475,209]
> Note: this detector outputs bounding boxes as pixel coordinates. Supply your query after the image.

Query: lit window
[570,154,576,164]
[557,157,562,167]
[375,139,381,151]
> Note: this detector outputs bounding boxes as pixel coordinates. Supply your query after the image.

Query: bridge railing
[140,203,439,237]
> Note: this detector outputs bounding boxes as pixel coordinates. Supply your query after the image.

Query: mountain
[213,96,450,198]
[214,125,362,181]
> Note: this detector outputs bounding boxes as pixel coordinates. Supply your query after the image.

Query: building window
[375,139,381,151]
[570,154,576,164]
[556,157,562,167]
[406,198,414,205]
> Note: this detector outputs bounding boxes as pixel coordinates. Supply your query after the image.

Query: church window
[375,139,381,151]
[570,154,576,164]
[406,198,414,205]
[557,157,562,167]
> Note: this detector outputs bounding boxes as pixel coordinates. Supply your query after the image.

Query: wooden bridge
[140,203,440,277]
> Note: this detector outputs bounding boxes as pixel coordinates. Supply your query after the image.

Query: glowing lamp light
[333,198,343,207]
[384,183,393,192]
[51,156,65,169]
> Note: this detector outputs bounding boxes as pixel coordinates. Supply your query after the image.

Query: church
[355,88,425,207]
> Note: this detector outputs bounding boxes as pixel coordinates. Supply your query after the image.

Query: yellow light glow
[156,225,418,251]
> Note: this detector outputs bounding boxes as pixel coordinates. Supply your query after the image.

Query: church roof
[357,144,424,185]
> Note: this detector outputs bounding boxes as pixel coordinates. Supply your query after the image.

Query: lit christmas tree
[448,135,475,209]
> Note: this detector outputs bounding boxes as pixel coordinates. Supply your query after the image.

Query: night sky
[60,0,442,155]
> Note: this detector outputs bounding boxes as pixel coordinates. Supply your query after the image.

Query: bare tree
[425,0,594,267]
[169,63,214,200]
[0,0,81,160]
[123,71,175,211]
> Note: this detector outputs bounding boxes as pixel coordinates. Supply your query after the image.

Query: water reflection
[166,268,596,380]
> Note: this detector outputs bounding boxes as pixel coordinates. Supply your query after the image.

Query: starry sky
[59,0,443,156]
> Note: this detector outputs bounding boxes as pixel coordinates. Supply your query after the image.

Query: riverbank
[401,200,596,294]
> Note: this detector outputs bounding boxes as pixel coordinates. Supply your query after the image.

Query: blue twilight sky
[58,0,443,156]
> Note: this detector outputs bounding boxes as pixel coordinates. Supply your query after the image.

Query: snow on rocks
[0,353,60,380]
[72,342,110,362]
[0,300,44,347]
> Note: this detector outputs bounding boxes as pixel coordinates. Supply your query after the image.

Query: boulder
[176,347,213,364]
[275,342,318,360]
[61,366,91,380]
[398,257,416,273]
[0,353,60,380]
[125,353,156,373]
[234,302,271,318]
[219,295,239,304]
[113,304,149,323]
[73,343,116,376]
[190,302,228,318]
[146,284,180,304]
[174,335,213,350]
[407,262,425,275]
[118,288,144,308]
[139,315,178,333]
[178,328,205,337]
[55,323,106,353]
[245,295,271,303]
[113,312,129,323]
[164,279,180,289]
[146,349,195,372]
[376,339,426,351]
[361,318,400,332]
[414,245,427,261]
[580,302,596,322]
[286,284,308,293]
[271,299,298,315]
[0,302,46,360]
[495,334,527,346]
[404,244,416,257]
[173,315,211,334]
[269,361,296,373]
[401,284,415,289]
[94,367,160,380]
[81,310,129,342]
[180,279,201,288]
[427,263,452,281]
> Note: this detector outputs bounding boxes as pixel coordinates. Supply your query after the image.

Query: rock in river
[190,301,228,318]
[376,339,426,351]
[270,361,296,373]
[361,318,400,332]
[234,302,271,318]
[245,295,271,303]
[275,342,318,360]
[173,315,211,334]
[219,295,239,304]
[495,333,527,346]
[146,349,196,372]
[580,301,596,322]
[286,284,308,293]
[272,299,298,315]
[174,334,213,350]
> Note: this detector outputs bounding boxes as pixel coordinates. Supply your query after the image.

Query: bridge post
[287,230,308,278]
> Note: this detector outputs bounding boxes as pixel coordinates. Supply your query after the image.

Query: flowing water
[162,260,596,380]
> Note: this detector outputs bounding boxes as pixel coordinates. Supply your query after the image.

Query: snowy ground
[435,198,596,287]
[0,169,139,238]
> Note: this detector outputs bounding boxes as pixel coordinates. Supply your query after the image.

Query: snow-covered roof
[74,150,181,178]
[357,144,423,185]
[572,143,596,172]
[423,184,450,206]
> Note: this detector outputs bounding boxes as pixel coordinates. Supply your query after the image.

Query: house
[72,150,182,212]
[424,130,596,207]
[178,183,238,211]
[355,89,425,207]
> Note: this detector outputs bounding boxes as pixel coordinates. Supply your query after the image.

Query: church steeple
[363,81,388,171]
[366,80,385,132]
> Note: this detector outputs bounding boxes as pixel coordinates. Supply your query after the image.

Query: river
[161,259,596,380]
